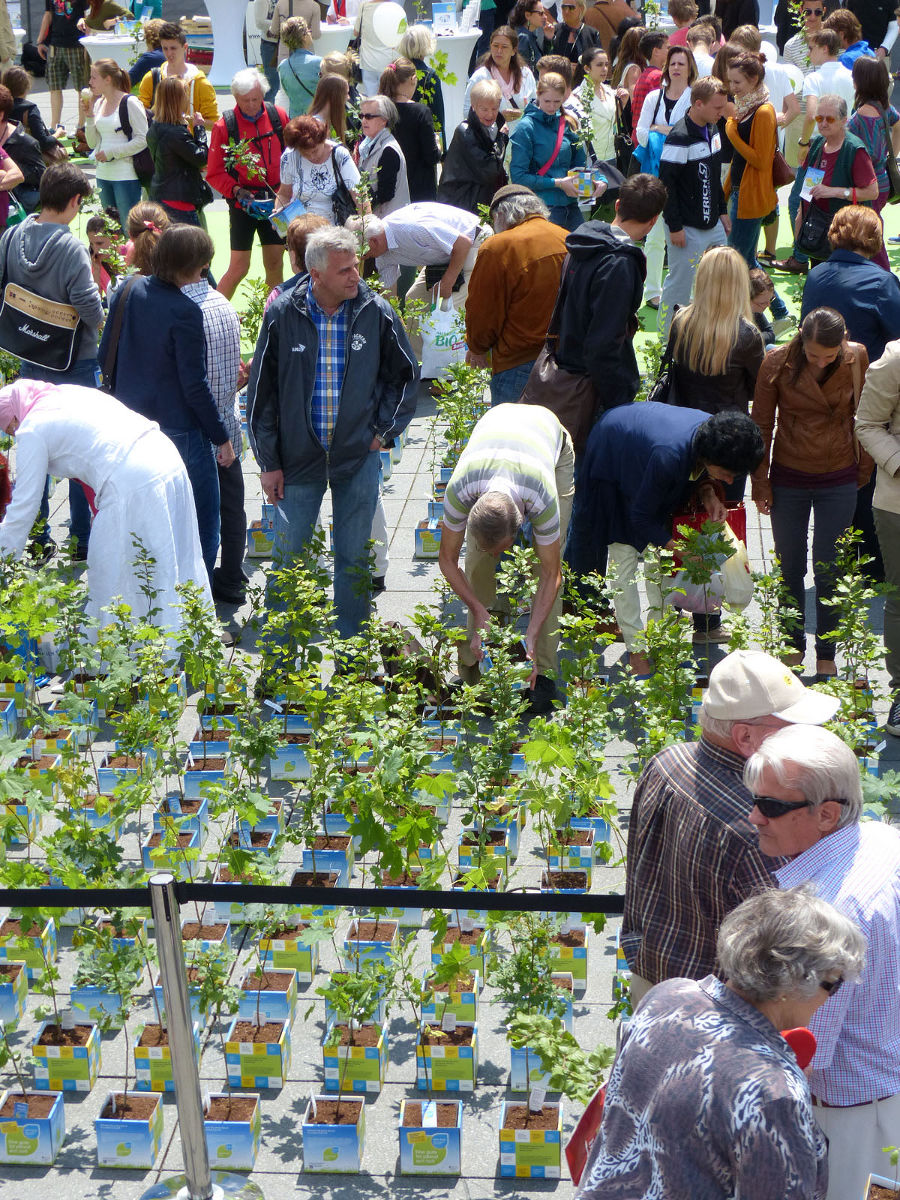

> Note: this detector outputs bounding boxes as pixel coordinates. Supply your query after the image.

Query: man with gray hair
[439,403,574,714]
[247,225,419,671]
[464,183,568,406]
[207,67,288,299]
[622,649,839,1005]
[746,723,900,1200]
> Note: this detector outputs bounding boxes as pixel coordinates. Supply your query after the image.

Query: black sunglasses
[804,6,824,13]
[819,976,844,995]
[751,794,849,819]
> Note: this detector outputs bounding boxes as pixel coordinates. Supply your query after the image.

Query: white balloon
[371,1,407,48]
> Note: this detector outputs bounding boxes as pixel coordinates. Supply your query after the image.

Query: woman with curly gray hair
[577,885,865,1200]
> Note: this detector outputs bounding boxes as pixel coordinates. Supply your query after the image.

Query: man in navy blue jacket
[572,402,763,673]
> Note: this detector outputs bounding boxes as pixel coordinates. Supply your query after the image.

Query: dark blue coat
[801,249,900,364]
[581,401,709,551]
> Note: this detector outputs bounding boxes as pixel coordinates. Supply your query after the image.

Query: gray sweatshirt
[0,217,104,361]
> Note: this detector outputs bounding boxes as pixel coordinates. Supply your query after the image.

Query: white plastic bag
[667,570,726,613]
[721,524,753,609]
[420,291,467,380]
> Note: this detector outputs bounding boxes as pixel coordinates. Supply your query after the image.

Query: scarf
[0,380,55,432]
[358,124,393,164]
[490,63,518,103]
[733,82,770,119]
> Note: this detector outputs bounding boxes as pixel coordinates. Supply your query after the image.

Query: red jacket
[631,67,662,141]
[206,103,288,199]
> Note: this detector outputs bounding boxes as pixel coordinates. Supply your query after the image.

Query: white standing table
[432,29,480,134]
[314,24,355,57]
[205,0,251,87]
[78,34,136,69]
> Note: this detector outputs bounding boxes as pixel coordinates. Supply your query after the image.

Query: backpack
[118,96,155,188]
[222,103,285,185]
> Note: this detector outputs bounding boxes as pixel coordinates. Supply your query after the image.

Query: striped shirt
[443,405,564,545]
[306,285,350,449]
[181,280,242,451]
[621,735,779,984]
[775,821,900,1105]
[784,32,812,74]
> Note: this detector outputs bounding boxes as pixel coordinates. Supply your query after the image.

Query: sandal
[758,250,776,264]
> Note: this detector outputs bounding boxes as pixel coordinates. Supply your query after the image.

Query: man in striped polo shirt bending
[439,404,574,715]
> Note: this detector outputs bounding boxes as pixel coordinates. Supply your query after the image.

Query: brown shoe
[772,255,809,274]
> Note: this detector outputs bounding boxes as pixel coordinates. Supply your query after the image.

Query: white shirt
[279,143,360,219]
[775,821,900,1105]
[376,202,481,288]
[691,49,715,76]
[84,95,148,182]
[802,59,856,110]
[463,65,536,119]
[784,31,811,74]
[636,86,691,147]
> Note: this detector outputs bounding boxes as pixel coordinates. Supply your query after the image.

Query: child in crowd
[86,207,122,298]
[749,268,777,349]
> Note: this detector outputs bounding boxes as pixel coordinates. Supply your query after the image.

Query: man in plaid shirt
[622,650,838,1006]
[747,723,900,1200]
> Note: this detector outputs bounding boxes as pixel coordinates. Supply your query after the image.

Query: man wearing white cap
[621,649,840,1006]
[745,723,900,1200]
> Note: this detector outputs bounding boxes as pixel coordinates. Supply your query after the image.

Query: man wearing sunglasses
[746,723,900,1200]
[784,1,826,74]
[621,649,839,1006]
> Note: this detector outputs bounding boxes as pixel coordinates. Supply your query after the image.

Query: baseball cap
[703,650,840,725]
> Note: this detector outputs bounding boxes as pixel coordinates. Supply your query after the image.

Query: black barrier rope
[0,884,625,914]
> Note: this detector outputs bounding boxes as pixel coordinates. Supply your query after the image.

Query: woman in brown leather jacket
[751,306,872,679]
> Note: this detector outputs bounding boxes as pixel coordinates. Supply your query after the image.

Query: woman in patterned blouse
[577,886,865,1200]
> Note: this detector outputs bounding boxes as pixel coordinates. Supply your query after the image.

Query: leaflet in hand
[270,196,306,239]
[800,166,824,202]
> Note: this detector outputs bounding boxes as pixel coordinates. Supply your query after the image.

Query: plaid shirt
[631,66,662,141]
[181,279,242,451]
[307,284,350,450]
[621,736,779,984]
[776,821,900,1105]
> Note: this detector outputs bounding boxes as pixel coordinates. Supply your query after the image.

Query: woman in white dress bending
[0,381,211,632]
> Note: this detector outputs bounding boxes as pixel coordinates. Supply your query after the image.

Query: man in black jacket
[248,225,419,663]
[657,77,730,339]
[557,172,667,578]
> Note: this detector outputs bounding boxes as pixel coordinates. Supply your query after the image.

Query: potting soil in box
[432,927,491,981]
[259,926,319,983]
[247,520,275,558]
[421,971,480,1024]
[134,1023,200,1092]
[323,1022,388,1094]
[498,1101,563,1178]
[399,1099,462,1176]
[204,1093,261,1171]
[548,925,589,986]
[32,1021,101,1092]
[416,1023,478,1091]
[0,916,57,982]
[302,1096,365,1173]
[238,968,298,1025]
[342,920,399,968]
[0,1090,65,1165]
[95,1092,163,1168]
[225,1019,291,1089]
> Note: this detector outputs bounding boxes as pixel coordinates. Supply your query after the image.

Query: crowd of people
[0,4,900,1198]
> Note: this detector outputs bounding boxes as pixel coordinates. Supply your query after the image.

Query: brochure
[800,165,824,202]
[270,196,307,239]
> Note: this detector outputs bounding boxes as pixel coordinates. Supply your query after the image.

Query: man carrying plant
[247,225,418,673]
[622,649,839,1007]
[745,723,900,1200]
[438,403,574,716]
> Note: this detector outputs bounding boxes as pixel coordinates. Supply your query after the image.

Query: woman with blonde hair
[666,246,764,460]
[308,73,352,145]
[147,75,209,224]
[80,57,148,226]
[278,16,322,118]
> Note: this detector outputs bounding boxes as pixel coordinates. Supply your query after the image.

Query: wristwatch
[843,188,851,199]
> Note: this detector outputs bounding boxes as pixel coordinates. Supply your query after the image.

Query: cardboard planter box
[0,1089,65,1165]
[864,1175,900,1198]
[399,1098,462,1176]
[181,750,231,799]
[0,963,27,1027]
[94,1091,163,1169]
[69,984,129,1023]
[302,1094,365,1173]
[26,724,74,758]
[547,827,595,885]
[141,827,200,880]
[204,1092,261,1172]
[154,794,210,843]
[323,1022,388,1094]
[457,828,511,873]
[414,519,442,560]
[225,1016,291,1089]
[247,518,276,558]
[237,968,298,1025]
[0,916,57,982]
[0,697,15,736]
[46,696,97,747]
[498,1100,563,1178]
[96,747,156,792]
[324,977,388,1028]
[32,1019,101,1092]
[67,793,122,836]
[134,1023,200,1092]
[416,1022,478,1092]
[421,971,480,1024]
[571,814,611,859]
[3,800,41,846]
[259,923,319,983]
[302,833,355,880]
[547,923,590,987]
[509,1044,552,1092]
[342,919,399,969]
[181,919,232,960]
[431,927,492,982]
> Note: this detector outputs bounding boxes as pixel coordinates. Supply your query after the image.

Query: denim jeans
[769,481,857,659]
[490,360,535,406]
[548,203,582,232]
[787,171,807,266]
[162,426,220,584]
[728,190,789,319]
[160,203,201,227]
[97,177,143,230]
[267,450,382,652]
[20,357,99,548]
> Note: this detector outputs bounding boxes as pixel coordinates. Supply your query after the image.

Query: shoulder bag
[536,114,567,176]
[772,146,794,188]
[646,338,677,404]
[330,147,357,224]
[0,229,82,371]
[613,94,632,174]
[100,275,140,392]
[875,102,900,203]
[118,96,154,189]
[795,139,832,260]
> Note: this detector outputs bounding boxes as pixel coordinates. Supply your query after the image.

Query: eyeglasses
[819,976,844,996]
[815,114,839,124]
[751,794,849,819]
[561,5,578,9]
[360,113,380,120]
[804,6,824,14]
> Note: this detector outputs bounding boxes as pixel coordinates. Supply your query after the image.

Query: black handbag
[613,95,633,175]
[118,97,154,189]
[646,340,677,404]
[330,147,356,225]
[796,201,832,260]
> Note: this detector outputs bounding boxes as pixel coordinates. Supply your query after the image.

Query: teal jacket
[509,101,586,208]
